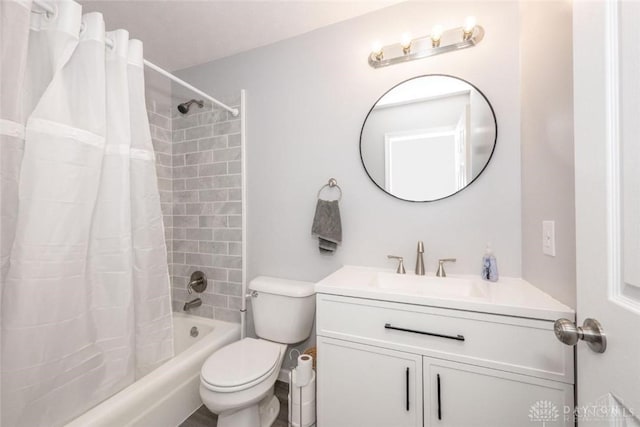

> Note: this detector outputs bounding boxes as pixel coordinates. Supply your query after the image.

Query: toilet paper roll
[290,400,316,427]
[291,371,316,404]
[294,354,313,387]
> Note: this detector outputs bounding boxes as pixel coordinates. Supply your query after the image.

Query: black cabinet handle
[405,367,410,411]
[437,373,442,420]
[385,323,465,341]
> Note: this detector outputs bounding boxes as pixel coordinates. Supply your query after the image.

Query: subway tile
[186,304,214,318]
[215,229,242,242]
[155,152,172,167]
[173,165,198,179]
[213,175,241,189]
[201,267,228,281]
[173,228,186,240]
[214,120,241,136]
[213,147,241,162]
[173,190,198,203]
[172,252,185,264]
[213,255,242,269]
[227,133,241,147]
[172,179,186,191]
[186,228,213,241]
[173,114,199,130]
[149,112,171,129]
[186,252,214,266]
[185,125,213,141]
[186,177,215,190]
[159,191,172,203]
[199,215,227,228]
[199,189,228,202]
[199,241,228,254]
[199,110,227,125]
[152,139,172,155]
[215,281,242,296]
[173,155,185,167]
[156,165,172,179]
[155,128,172,143]
[198,136,227,151]
[228,215,242,228]
[213,201,242,215]
[228,269,243,283]
[173,240,199,252]
[174,215,199,228]
[157,178,172,192]
[172,203,186,215]
[228,189,242,201]
[199,162,227,176]
[186,203,211,215]
[229,242,242,256]
[200,293,228,308]
[228,161,241,174]
[172,129,185,142]
[162,214,173,228]
[173,140,199,155]
[228,296,242,310]
[185,151,213,165]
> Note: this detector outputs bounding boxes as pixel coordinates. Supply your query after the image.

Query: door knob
[554,318,606,353]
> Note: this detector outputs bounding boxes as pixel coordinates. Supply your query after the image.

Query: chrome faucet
[436,258,457,277]
[387,255,406,274]
[415,241,425,276]
[183,298,202,311]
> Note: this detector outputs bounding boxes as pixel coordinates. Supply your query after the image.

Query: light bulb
[371,41,383,60]
[400,33,412,54]
[463,16,477,40]
[431,25,443,47]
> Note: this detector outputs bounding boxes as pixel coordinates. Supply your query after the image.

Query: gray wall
[520,1,576,308]
[176,1,523,286]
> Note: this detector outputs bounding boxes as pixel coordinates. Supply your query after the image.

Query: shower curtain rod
[32,0,240,117]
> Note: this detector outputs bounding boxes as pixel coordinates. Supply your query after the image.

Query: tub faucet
[415,241,425,276]
[183,298,202,311]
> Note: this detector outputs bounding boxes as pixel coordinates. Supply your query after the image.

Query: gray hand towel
[311,199,342,254]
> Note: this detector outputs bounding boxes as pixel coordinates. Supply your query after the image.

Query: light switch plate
[543,220,556,256]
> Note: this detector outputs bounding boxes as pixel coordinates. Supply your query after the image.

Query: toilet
[200,276,316,427]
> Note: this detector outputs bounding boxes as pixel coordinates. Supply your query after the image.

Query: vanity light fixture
[462,16,477,41]
[368,17,484,69]
[400,33,412,54]
[371,41,384,61]
[430,25,443,48]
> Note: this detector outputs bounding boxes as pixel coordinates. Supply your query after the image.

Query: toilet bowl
[199,276,316,427]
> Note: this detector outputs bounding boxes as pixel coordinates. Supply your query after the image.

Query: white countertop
[315,265,575,321]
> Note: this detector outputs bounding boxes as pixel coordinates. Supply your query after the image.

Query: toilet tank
[249,276,316,344]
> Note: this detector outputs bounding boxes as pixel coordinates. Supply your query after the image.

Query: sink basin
[373,272,490,300]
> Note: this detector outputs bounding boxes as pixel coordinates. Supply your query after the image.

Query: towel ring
[317,178,342,201]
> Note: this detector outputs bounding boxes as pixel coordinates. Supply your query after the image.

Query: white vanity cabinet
[316,293,574,427]
[317,337,423,427]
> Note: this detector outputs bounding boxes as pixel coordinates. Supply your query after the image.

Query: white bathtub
[66,313,240,427]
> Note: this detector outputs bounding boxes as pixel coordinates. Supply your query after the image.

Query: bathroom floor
[180,381,290,427]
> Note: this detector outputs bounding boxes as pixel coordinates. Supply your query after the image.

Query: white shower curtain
[1,1,174,426]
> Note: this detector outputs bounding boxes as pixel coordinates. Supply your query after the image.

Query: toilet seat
[201,338,282,393]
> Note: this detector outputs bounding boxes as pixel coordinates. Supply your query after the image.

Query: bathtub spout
[183,298,202,311]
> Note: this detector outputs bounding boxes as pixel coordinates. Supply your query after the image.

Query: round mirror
[360,75,497,202]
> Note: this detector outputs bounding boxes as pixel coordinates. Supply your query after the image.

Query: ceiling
[79,0,401,71]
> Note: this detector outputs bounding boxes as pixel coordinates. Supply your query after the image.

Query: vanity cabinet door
[317,337,423,427]
[423,357,573,427]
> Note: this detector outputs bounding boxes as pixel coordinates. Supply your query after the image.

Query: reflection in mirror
[360,75,497,202]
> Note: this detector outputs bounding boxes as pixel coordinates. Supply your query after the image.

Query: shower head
[177,99,204,114]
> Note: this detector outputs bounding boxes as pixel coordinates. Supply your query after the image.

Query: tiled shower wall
[147,96,243,322]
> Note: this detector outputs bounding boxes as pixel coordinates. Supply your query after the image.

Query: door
[316,337,422,427]
[573,1,640,424]
[423,357,573,427]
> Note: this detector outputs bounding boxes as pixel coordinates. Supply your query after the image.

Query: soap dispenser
[482,243,498,282]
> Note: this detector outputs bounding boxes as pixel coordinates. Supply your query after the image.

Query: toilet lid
[201,338,281,388]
